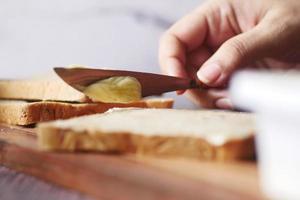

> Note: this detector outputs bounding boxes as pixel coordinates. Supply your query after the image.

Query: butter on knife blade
[54,67,203,100]
[83,76,142,103]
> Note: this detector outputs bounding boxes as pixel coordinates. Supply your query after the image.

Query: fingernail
[215,98,233,110]
[197,63,222,84]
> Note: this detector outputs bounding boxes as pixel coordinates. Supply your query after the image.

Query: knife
[54,67,207,97]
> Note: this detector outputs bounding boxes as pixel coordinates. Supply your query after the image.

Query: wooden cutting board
[0,124,266,200]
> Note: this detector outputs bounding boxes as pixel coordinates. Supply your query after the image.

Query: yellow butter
[66,64,88,68]
[83,76,142,103]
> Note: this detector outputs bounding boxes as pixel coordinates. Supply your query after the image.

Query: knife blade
[54,67,206,97]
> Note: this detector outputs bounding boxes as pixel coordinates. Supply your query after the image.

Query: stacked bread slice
[37,108,255,161]
[0,76,173,125]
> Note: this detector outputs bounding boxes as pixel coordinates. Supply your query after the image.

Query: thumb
[197,24,274,86]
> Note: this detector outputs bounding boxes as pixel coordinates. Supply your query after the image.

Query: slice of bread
[37,109,255,161]
[0,78,88,102]
[0,99,173,125]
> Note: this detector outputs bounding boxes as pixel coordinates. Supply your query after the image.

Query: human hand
[159,0,300,109]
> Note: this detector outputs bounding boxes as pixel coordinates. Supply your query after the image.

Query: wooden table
[0,124,266,200]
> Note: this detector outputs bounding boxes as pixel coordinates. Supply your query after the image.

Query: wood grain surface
[0,124,266,200]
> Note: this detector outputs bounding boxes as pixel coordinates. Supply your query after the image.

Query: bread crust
[0,99,173,125]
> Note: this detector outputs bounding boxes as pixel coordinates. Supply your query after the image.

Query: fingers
[197,19,279,86]
[159,4,210,78]
[215,98,233,110]
[208,89,233,109]
[159,34,188,78]
[186,47,212,79]
[175,47,211,95]
[184,88,232,109]
[184,89,215,108]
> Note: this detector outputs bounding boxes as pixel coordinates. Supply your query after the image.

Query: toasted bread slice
[0,77,88,102]
[37,109,255,161]
[0,99,173,125]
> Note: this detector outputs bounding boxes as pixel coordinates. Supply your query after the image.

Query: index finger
[159,4,210,78]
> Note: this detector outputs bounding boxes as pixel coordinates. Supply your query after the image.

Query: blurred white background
[0,0,204,108]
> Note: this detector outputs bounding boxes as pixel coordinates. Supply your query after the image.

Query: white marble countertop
[0,166,92,200]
